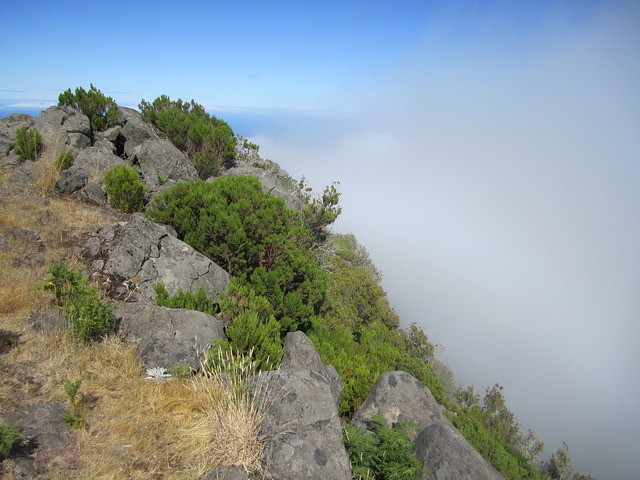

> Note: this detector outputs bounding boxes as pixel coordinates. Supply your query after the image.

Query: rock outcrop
[113,303,225,372]
[83,214,229,304]
[119,107,198,190]
[258,331,351,480]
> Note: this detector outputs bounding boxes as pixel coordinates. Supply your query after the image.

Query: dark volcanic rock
[113,303,225,371]
[258,331,350,480]
[4,401,70,451]
[415,423,505,480]
[84,214,229,304]
[56,165,90,194]
[351,371,447,439]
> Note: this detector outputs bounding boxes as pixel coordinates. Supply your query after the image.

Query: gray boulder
[84,214,229,303]
[9,159,40,191]
[34,105,92,149]
[280,331,343,405]
[415,423,505,480]
[113,303,225,371]
[72,136,127,178]
[220,162,303,212]
[257,331,351,480]
[119,107,197,189]
[81,181,107,206]
[56,165,90,194]
[351,371,447,439]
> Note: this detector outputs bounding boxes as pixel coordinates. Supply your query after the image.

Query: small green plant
[13,126,43,161]
[154,283,219,316]
[0,419,22,461]
[156,171,169,185]
[43,261,115,342]
[243,139,259,151]
[172,364,191,378]
[61,378,84,428]
[55,149,74,171]
[343,415,423,480]
[252,161,268,169]
[104,165,147,213]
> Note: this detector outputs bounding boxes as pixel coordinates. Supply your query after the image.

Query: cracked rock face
[257,332,351,480]
[113,303,225,371]
[84,214,229,304]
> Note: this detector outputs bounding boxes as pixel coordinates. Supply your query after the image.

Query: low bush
[43,261,115,342]
[13,126,43,161]
[344,414,423,480]
[104,165,147,213]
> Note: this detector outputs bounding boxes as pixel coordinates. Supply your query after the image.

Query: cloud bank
[254,3,640,479]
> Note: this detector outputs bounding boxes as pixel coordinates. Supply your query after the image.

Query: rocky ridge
[0,106,504,479]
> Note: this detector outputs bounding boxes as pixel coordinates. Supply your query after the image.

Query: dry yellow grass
[0,178,268,479]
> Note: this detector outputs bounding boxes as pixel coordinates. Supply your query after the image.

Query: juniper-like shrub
[43,261,115,342]
[13,126,43,161]
[104,165,147,213]
[139,95,236,177]
[58,84,119,132]
[146,176,326,332]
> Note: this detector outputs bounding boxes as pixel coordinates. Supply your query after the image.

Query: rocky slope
[0,106,504,479]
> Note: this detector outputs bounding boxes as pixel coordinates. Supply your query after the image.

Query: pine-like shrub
[13,126,43,161]
[104,165,147,213]
[58,84,119,132]
[43,261,115,342]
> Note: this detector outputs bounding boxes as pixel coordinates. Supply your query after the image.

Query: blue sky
[3,1,639,479]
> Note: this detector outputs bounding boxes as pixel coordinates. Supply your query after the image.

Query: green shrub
[58,84,119,132]
[104,165,147,213]
[139,95,236,176]
[55,149,74,171]
[0,419,22,461]
[61,378,84,428]
[344,415,423,480]
[13,126,43,161]
[146,177,326,332]
[43,261,115,342]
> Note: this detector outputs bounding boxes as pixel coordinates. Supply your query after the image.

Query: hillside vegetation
[0,86,595,480]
